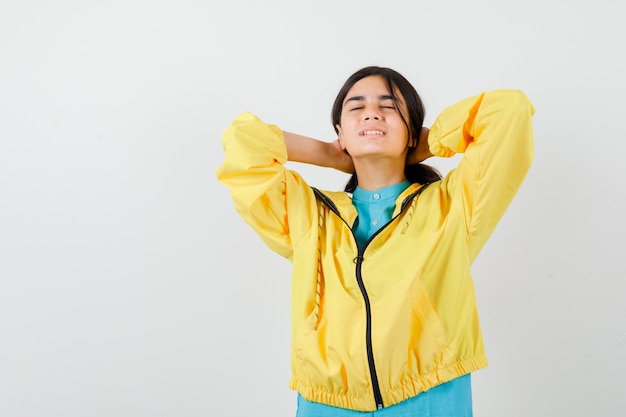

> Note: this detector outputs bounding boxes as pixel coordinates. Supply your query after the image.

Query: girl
[216,66,534,416]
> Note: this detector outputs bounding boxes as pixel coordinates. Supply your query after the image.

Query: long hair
[331,66,441,192]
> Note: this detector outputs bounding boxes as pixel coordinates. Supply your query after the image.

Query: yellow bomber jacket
[216,89,535,411]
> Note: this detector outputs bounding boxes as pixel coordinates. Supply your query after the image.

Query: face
[336,75,413,162]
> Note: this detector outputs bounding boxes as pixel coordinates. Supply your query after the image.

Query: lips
[359,128,386,136]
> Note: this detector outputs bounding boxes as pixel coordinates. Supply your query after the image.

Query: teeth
[362,130,384,135]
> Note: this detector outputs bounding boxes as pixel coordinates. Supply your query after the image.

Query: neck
[353,159,406,191]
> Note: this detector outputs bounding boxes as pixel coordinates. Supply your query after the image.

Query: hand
[330,139,355,174]
[406,127,434,165]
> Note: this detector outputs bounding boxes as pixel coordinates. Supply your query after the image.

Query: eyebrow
[343,94,395,106]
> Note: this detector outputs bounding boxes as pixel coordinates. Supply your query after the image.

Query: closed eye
[380,99,396,109]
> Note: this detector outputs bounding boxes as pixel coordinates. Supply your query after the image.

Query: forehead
[347,75,389,95]
[343,75,404,104]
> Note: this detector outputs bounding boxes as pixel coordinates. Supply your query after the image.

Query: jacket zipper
[354,245,384,409]
[312,184,431,410]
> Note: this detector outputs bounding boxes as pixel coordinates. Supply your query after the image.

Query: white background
[1,1,625,416]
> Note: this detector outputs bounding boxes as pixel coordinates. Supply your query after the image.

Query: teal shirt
[352,179,411,247]
[297,179,473,416]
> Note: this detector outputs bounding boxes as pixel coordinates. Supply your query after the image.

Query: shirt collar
[352,179,411,203]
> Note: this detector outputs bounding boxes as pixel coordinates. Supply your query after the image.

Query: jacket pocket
[294,307,319,362]
[406,280,452,372]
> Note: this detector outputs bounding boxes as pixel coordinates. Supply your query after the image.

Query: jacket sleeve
[428,89,535,262]
[215,112,314,261]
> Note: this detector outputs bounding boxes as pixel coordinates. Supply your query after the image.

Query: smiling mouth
[360,130,385,136]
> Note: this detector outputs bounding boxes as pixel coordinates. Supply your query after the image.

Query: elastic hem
[289,355,488,412]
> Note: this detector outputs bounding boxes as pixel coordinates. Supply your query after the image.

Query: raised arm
[283,131,355,174]
[428,89,535,261]
[406,126,435,165]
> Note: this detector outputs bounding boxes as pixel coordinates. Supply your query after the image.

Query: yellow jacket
[216,89,534,411]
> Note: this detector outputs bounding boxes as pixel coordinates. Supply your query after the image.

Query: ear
[336,125,346,150]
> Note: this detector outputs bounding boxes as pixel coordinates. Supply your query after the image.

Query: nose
[363,106,381,121]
